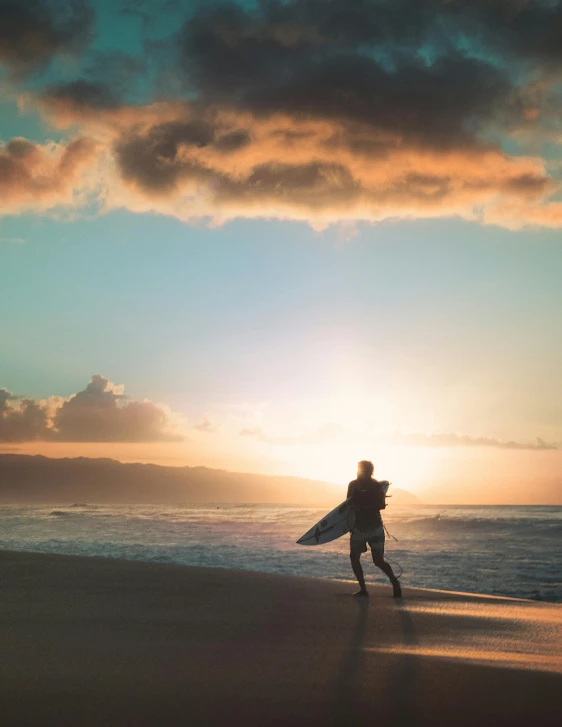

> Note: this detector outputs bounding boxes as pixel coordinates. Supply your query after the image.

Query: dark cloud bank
[0,0,94,75]
[5,1,562,225]
[0,375,180,442]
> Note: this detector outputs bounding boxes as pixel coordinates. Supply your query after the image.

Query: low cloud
[240,423,346,446]
[194,416,219,434]
[0,376,182,442]
[240,422,559,451]
[393,431,559,451]
[0,389,49,442]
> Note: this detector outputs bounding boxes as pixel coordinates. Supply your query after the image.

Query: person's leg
[371,549,402,598]
[371,552,396,580]
[350,544,368,595]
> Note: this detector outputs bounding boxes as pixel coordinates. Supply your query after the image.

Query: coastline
[0,549,560,726]
[1,501,559,602]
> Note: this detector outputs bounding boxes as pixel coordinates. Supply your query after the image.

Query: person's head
[357,460,374,479]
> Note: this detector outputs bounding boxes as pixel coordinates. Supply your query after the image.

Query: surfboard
[296,499,354,546]
[296,481,390,546]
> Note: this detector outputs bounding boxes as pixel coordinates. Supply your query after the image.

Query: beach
[0,551,560,727]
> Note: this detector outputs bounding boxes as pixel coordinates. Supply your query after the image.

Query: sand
[0,550,560,726]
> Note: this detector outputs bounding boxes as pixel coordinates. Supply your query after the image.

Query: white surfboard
[296,481,390,546]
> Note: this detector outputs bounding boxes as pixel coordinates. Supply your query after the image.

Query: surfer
[348,460,402,598]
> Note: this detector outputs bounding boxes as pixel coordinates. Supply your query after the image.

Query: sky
[1,0,562,503]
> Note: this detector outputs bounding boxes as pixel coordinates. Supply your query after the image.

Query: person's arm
[346,481,354,499]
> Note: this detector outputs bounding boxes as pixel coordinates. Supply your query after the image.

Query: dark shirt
[347,477,384,531]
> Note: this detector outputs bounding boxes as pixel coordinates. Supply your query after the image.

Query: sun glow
[278,443,438,491]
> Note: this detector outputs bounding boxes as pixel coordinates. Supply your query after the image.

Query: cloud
[177,7,513,148]
[107,106,554,227]
[0,376,182,442]
[240,421,559,450]
[29,97,556,227]
[240,422,346,446]
[240,427,271,441]
[0,389,49,441]
[0,0,94,76]
[44,80,121,113]
[8,0,562,228]
[392,431,559,451]
[39,51,146,113]
[194,416,219,433]
[0,136,100,216]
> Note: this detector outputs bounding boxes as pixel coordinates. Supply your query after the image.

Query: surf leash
[383,520,398,542]
[382,516,403,579]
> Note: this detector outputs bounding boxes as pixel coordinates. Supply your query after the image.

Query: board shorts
[350,524,385,556]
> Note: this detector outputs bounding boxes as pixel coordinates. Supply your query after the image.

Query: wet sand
[0,550,560,726]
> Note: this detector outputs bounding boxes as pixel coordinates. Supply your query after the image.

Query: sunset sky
[1,0,561,503]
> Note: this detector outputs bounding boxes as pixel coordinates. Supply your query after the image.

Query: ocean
[0,503,560,602]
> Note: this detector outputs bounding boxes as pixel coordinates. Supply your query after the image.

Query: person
[347,460,402,598]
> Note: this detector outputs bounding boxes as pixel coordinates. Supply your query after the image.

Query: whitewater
[0,503,560,602]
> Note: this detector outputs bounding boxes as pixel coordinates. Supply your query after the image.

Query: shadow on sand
[332,598,369,725]
[392,603,421,726]
[332,599,420,727]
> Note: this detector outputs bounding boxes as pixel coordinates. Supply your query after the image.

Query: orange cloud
[20,95,560,229]
[0,136,99,216]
